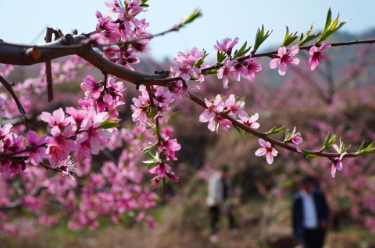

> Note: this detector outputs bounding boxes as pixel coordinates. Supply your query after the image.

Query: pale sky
[1,1,374,61]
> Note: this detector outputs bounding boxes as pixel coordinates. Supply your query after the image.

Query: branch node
[61,34,74,45]
[25,47,42,61]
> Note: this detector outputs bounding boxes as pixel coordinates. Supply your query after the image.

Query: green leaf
[254,26,262,50]
[148,107,157,119]
[194,52,209,67]
[103,109,117,122]
[146,151,155,159]
[235,126,249,137]
[337,139,350,153]
[204,69,217,75]
[143,151,158,168]
[321,132,337,151]
[254,25,272,51]
[216,51,227,64]
[123,161,128,167]
[324,8,332,33]
[298,24,321,46]
[284,129,292,141]
[144,152,161,166]
[357,141,375,155]
[331,14,339,29]
[333,144,340,153]
[266,126,286,135]
[141,143,156,153]
[238,96,246,102]
[299,32,321,46]
[167,111,180,119]
[323,132,331,147]
[146,163,156,169]
[282,26,298,47]
[181,8,202,25]
[366,141,375,151]
[274,146,282,155]
[97,120,119,129]
[320,8,349,42]
[142,159,156,164]
[233,41,251,59]
[302,151,317,158]
[357,141,366,152]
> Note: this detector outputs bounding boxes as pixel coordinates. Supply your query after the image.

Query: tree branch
[1,36,375,88]
[0,143,47,158]
[185,90,360,159]
[0,35,168,84]
[143,38,375,85]
[45,27,54,102]
[0,74,30,130]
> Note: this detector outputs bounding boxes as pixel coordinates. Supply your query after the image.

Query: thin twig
[142,38,375,85]
[95,23,183,48]
[0,143,47,157]
[0,74,30,130]
[39,162,60,172]
[185,90,361,159]
[146,85,168,193]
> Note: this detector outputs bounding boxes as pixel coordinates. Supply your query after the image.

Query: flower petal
[331,164,336,178]
[255,148,267,157]
[270,58,280,69]
[266,153,274,164]
[258,139,268,147]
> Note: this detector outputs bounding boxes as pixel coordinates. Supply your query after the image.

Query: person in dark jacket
[292,176,329,248]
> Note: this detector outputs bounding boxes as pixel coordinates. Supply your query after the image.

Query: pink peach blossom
[308,43,331,70]
[270,45,300,75]
[255,139,278,164]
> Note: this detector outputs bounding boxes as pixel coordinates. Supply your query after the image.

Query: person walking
[206,165,235,234]
[292,176,330,248]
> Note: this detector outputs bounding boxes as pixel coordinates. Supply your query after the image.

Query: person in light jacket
[292,176,329,248]
[206,165,234,233]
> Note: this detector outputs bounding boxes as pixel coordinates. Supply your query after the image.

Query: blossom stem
[39,162,60,172]
[146,86,163,142]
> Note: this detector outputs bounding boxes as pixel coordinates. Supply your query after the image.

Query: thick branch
[0,35,168,84]
[2,37,375,88]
